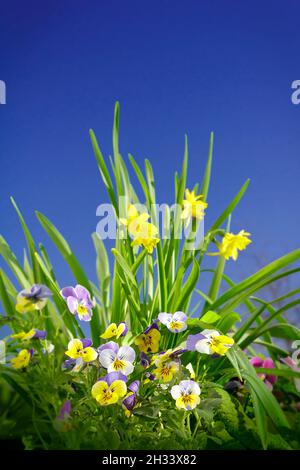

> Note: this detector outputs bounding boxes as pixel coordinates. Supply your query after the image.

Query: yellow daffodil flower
[218,230,251,260]
[181,189,208,221]
[11,349,32,369]
[65,339,98,363]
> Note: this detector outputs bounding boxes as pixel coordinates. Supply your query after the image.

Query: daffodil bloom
[11,349,33,369]
[171,380,201,410]
[218,230,251,260]
[60,284,95,321]
[158,311,188,333]
[135,323,161,353]
[181,189,208,222]
[65,339,98,363]
[98,342,136,375]
[187,329,234,356]
[154,359,179,382]
[100,322,128,340]
[11,329,47,341]
[119,204,150,231]
[130,220,159,254]
[15,284,52,313]
[92,372,127,406]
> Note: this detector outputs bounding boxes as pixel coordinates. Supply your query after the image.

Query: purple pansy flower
[250,357,277,390]
[158,311,188,333]
[60,284,95,322]
[140,352,150,367]
[57,400,72,420]
[98,341,136,376]
[122,380,140,412]
[21,284,53,301]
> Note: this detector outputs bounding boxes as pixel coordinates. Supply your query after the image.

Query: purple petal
[122,393,137,411]
[250,357,264,368]
[81,338,92,348]
[97,341,119,355]
[144,322,159,334]
[100,371,127,386]
[186,333,206,351]
[29,349,34,358]
[140,352,150,367]
[58,400,72,420]
[128,380,140,394]
[67,296,78,314]
[62,358,76,370]
[60,286,78,300]
[35,285,53,299]
[173,311,188,322]
[33,329,47,339]
[75,285,91,303]
[263,358,275,369]
[170,348,187,357]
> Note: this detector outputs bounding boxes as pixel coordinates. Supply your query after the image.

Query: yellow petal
[82,347,98,362]
[110,380,127,398]
[100,323,118,339]
[91,380,108,399]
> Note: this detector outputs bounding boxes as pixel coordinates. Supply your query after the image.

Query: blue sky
[0,0,300,290]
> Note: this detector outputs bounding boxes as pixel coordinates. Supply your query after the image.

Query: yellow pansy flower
[11,349,32,369]
[171,380,201,411]
[91,372,127,406]
[187,329,234,356]
[135,325,161,354]
[100,322,128,340]
[11,329,36,341]
[153,360,179,382]
[65,339,98,363]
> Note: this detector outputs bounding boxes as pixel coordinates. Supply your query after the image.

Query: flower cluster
[120,204,159,254]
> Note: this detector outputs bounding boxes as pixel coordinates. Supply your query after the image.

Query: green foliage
[1,103,300,450]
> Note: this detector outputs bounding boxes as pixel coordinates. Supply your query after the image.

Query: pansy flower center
[169,320,183,330]
[181,394,194,405]
[112,358,126,371]
[77,305,88,315]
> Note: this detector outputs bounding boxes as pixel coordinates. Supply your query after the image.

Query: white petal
[170,385,182,399]
[195,338,211,355]
[173,311,188,322]
[158,312,173,326]
[201,329,219,338]
[118,345,136,363]
[99,349,116,368]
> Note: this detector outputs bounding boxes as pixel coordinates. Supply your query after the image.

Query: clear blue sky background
[0,0,299,293]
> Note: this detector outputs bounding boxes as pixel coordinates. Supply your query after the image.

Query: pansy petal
[101,323,118,339]
[99,349,117,368]
[75,285,91,302]
[158,312,173,325]
[128,380,140,394]
[67,339,83,355]
[60,286,77,300]
[92,380,109,399]
[195,339,211,355]
[218,335,234,346]
[81,338,92,348]
[186,333,206,351]
[98,341,119,354]
[173,311,188,322]
[104,371,128,386]
[110,379,127,398]
[78,309,92,321]
[171,385,182,399]
[118,345,136,363]
[116,322,128,338]
[67,296,78,314]
[82,347,98,362]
